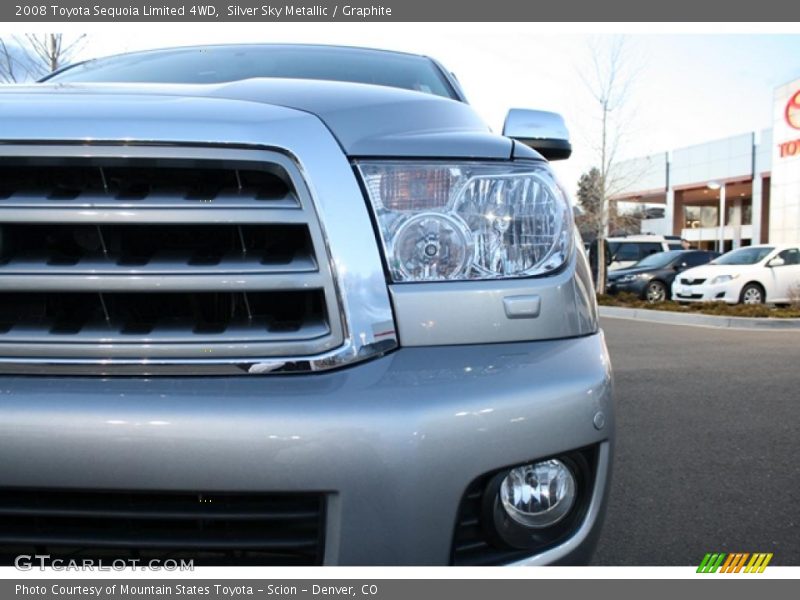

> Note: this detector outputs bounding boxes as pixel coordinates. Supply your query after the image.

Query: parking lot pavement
[592,317,800,566]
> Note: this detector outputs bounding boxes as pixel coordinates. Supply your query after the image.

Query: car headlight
[616,274,638,283]
[711,274,738,285]
[356,161,573,282]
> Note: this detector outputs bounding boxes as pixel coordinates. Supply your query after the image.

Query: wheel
[740,283,765,304]
[644,280,668,303]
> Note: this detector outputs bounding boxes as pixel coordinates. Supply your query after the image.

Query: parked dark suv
[606,250,719,302]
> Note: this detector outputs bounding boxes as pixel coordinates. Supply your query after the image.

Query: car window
[635,250,683,269]
[776,248,800,265]
[667,243,683,251]
[638,243,663,258]
[613,243,640,262]
[713,246,774,265]
[684,252,712,267]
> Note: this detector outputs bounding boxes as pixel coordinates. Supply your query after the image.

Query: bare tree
[24,34,86,73]
[575,166,641,244]
[0,34,86,82]
[580,36,643,293]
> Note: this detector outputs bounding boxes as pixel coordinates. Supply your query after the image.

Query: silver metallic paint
[0,65,612,564]
[0,332,613,565]
[390,252,597,346]
[2,80,513,159]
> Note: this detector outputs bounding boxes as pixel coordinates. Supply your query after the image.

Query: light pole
[708,181,725,252]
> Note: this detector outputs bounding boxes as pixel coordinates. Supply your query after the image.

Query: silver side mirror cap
[502,109,572,161]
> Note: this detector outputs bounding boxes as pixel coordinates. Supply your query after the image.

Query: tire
[644,280,668,303]
[740,283,765,305]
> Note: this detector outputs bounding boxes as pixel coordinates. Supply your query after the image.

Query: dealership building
[613,76,800,251]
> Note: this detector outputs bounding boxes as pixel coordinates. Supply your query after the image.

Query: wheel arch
[740,280,767,303]
[644,278,669,301]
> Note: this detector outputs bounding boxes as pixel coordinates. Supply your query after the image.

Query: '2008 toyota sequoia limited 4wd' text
[0,44,613,566]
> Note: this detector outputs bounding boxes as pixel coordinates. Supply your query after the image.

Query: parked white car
[672,244,800,304]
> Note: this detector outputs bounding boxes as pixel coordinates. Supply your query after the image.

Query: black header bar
[3,0,799,22]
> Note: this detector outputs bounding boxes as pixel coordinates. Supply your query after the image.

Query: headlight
[617,274,638,283]
[711,274,738,285]
[356,161,573,282]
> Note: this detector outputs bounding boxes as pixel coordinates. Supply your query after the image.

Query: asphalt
[591,317,800,566]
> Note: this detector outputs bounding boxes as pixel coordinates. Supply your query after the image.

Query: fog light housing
[500,459,576,528]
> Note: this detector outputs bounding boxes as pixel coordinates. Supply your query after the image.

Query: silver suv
[0,45,613,566]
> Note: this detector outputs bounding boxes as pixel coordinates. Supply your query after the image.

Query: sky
[5,24,800,191]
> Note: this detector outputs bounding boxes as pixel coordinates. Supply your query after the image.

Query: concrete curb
[599,305,800,330]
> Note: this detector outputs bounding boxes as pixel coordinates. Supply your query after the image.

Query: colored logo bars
[697,553,773,573]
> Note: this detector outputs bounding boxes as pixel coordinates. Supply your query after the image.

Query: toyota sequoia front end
[0,45,613,566]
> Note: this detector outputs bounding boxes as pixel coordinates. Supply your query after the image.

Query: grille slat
[0,192,299,209]
[0,151,343,366]
[0,291,332,358]
[0,163,295,204]
[0,206,306,224]
[0,223,316,276]
[0,506,319,521]
[0,489,326,566]
[0,533,320,550]
[0,316,330,343]
[0,272,325,292]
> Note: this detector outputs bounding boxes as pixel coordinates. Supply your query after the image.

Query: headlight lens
[712,274,738,284]
[617,274,638,283]
[356,161,573,282]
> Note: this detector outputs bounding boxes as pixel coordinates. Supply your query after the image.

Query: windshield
[712,246,774,265]
[632,250,684,269]
[45,45,459,100]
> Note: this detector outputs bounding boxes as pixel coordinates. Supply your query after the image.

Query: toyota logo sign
[786,90,800,130]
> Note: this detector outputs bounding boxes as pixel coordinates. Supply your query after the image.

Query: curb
[598,305,800,330]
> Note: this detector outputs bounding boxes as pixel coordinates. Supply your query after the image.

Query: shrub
[599,295,800,318]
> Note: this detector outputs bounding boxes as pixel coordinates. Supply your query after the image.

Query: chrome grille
[0,146,343,369]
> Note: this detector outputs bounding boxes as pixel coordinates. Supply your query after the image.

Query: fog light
[499,459,576,528]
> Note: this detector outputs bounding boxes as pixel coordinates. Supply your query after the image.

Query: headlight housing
[616,274,638,283]
[356,161,573,282]
[711,274,738,285]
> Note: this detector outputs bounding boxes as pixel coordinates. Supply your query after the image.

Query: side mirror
[675,262,689,271]
[768,257,785,267]
[502,109,572,160]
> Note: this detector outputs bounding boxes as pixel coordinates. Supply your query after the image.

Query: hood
[607,265,660,279]
[678,264,736,280]
[0,79,515,159]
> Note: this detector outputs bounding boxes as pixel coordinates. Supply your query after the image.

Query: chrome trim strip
[0,207,308,224]
[0,272,327,292]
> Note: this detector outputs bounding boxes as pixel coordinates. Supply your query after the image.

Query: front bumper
[606,278,647,297]
[0,332,613,566]
[672,280,739,303]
